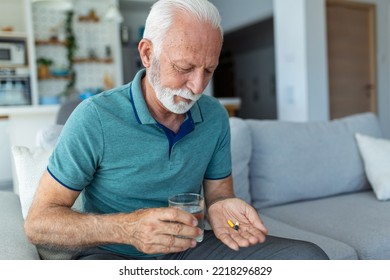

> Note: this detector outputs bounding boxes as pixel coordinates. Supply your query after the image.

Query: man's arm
[25,170,200,254]
[203,175,235,208]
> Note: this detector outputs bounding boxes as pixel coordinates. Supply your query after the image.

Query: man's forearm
[25,206,134,249]
[203,175,235,209]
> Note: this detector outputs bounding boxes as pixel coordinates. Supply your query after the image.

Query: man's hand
[126,207,201,254]
[207,198,268,251]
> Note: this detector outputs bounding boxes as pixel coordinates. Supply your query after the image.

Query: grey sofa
[230,112,390,260]
[0,191,40,259]
[1,112,389,259]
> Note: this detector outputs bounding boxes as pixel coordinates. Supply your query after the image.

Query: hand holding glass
[168,193,204,242]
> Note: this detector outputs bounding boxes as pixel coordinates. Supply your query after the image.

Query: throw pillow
[247,112,383,209]
[11,146,53,219]
[11,145,81,260]
[355,133,390,200]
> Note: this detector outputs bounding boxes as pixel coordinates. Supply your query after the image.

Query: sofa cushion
[12,124,75,260]
[355,133,390,201]
[0,191,40,259]
[12,146,53,219]
[229,117,252,204]
[247,112,382,209]
[261,191,390,259]
[261,215,357,260]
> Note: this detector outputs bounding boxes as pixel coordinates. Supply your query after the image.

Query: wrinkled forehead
[162,14,222,51]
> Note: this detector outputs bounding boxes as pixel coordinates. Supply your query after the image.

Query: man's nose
[186,70,208,95]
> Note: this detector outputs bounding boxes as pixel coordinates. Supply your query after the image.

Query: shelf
[78,15,100,23]
[38,74,71,81]
[72,57,113,64]
[35,39,67,46]
[0,31,27,40]
[0,66,29,72]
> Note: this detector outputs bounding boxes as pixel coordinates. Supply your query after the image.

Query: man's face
[147,15,223,114]
[148,56,201,114]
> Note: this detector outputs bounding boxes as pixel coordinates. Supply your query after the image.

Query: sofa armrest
[0,191,40,260]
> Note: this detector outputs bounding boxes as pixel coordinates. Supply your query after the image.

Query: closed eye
[173,64,193,73]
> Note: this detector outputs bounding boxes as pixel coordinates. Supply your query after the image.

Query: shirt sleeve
[203,109,232,180]
[47,98,104,191]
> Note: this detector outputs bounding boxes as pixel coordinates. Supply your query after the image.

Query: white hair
[143,0,223,56]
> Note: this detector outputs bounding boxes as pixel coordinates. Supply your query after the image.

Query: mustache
[169,89,201,102]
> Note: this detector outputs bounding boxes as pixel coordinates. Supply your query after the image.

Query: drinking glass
[168,193,204,242]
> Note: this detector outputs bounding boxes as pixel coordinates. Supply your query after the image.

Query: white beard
[147,58,201,114]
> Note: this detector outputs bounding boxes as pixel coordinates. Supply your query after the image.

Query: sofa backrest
[230,112,383,210]
[229,117,252,204]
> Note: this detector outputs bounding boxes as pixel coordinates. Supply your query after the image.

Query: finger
[165,221,202,239]
[230,230,251,248]
[253,220,268,235]
[238,228,265,245]
[138,234,196,255]
[160,234,197,251]
[158,208,198,226]
[215,231,240,251]
[247,211,268,235]
[216,227,262,250]
[246,226,267,243]
[237,223,267,243]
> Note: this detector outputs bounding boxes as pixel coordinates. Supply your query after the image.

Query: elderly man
[25,0,328,260]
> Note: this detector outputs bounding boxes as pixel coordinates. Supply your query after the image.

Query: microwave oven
[0,41,26,67]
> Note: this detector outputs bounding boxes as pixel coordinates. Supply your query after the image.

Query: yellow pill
[227,220,235,228]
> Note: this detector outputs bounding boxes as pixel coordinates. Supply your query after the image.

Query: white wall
[274,0,329,121]
[210,0,273,33]
[0,0,26,33]
[306,0,329,121]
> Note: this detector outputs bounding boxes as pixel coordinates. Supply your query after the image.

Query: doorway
[326,0,377,119]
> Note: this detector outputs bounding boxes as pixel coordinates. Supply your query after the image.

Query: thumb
[247,208,268,235]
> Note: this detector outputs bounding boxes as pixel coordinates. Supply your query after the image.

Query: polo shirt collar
[130,69,203,125]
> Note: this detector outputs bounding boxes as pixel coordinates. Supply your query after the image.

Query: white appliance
[0,41,26,67]
[0,67,31,106]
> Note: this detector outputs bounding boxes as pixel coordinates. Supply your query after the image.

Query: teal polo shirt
[48,69,232,257]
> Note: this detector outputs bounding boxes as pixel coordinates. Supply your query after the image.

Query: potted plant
[62,10,78,99]
[36,57,53,79]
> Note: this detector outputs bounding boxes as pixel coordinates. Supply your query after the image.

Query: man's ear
[138,39,153,68]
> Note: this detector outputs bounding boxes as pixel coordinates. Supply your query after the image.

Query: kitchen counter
[0,105,59,117]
